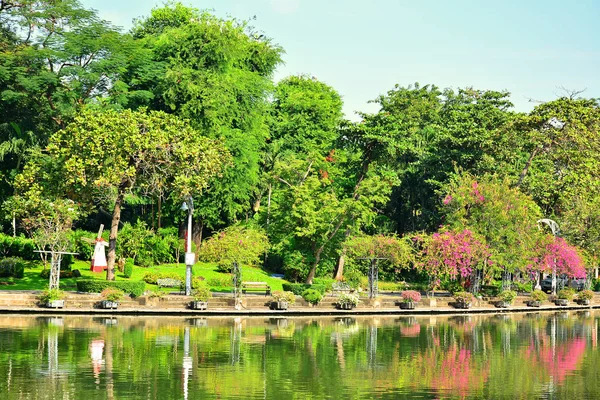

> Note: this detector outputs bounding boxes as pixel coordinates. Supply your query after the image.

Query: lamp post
[181,197,194,296]
[537,218,560,295]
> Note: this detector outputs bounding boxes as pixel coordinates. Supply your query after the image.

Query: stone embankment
[0,291,598,315]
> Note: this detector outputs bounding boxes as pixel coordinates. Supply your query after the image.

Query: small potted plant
[400,290,421,310]
[337,293,360,310]
[528,290,547,307]
[302,289,323,307]
[271,291,296,310]
[100,288,124,309]
[39,289,65,308]
[191,284,212,310]
[453,292,474,309]
[575,289,593,306]
[496,290,517,308]
[555,288,575,306]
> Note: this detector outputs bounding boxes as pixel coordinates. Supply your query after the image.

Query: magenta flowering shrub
[401,290,422,303]
[529,236,586,279]
[417,228,490,288]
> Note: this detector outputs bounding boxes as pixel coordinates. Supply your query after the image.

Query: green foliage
[557,288,575,300]
[343,269,364,290]
[142,271,182,285]
[453,291,474,303]
[282,283,326,296]
[101,288,125,302]
[531,290,548,302]
[0,257,25,278]
[76,280,146,297]
[192,282,212,302]
[576,290,594,301]
[40,269,74,279]
[123,258,134,278]
[594,279,600,292]
[271,291,296,305]
[205,276,232,288]
[301,289,323,305]
[312,277,336,293]
[117,221,182,266]
[0,234,36,260]
[498,290,517,304]
[338,293,360,306]
[39,289,65,303]
[199,225,269,272]
[512,281,533,293]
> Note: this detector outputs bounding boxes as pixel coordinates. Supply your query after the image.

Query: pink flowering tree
[528,235,587,280]
[416,228,491,293]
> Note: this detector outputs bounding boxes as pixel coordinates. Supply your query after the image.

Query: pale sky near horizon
[81,0,600,120]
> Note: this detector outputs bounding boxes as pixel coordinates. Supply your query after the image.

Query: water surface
[0,312,599,399]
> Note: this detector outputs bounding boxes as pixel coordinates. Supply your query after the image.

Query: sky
[81,0,600,120]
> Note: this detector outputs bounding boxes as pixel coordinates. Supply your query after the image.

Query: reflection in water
[0,312,599,399]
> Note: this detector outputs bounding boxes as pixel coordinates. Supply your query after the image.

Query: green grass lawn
[0,259,287,292]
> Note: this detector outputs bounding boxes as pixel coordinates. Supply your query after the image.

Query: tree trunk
[106,191,124,281]
[192,219,203,251]
[157,195,162,230]
[334,250,346,281]
[305,246,324,284]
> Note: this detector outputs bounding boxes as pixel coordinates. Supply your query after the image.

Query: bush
[0,257,25,278]
[101,288,125,302]
[576,289,594,301]
[338,293,360,306]
[453,291,474,303]
[76,280,146,297]
[123,258,134,278]
[192,282,212,302]
[40,269,74,279]
[142,271,182,285]
[558,288,575,300]
[192,276,206,290]
[302,289,322,305]
[401,290,422,303]
[282,283,326,295]
[199,225,269,272]
[39,289,65,303]
[0,234,36,260]
[379,281,407,292]
[312,277,336,292]
[117,221,180,266]
[498,290,517,304]
[343,269,363,290]
[531,290,548,302]
[206,276,232,288]
[594,279,600,292]
[512,281,532,293]
[272,290,296,304]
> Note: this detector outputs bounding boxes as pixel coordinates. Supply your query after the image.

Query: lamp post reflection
[182,326,192,400]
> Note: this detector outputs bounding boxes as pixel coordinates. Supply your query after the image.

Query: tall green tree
[16,108,230,279]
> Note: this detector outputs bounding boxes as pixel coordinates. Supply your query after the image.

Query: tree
[416,228,491,292]
[198,225,269,272]
[35,107,229,279]
[528,236,586,280]
[441,173,544,279]
[129,3,283,240]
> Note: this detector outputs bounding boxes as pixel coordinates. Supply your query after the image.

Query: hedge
[76,280,146,297]
[0,234,36,260]
[282,283,326,295]
[0,257,25,278]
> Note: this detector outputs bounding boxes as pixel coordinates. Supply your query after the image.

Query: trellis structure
[35,250,78,290]
[357,257,389,299]
[232,262,242,309]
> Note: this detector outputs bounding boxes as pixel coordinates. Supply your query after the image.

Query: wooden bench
[242,282,271,296]
[157,278,184,294]
[332,281,353,295]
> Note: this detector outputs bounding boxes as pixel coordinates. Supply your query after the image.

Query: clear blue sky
[82,0,600,120]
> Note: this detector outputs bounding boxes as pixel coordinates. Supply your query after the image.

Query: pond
[0,311,598,399]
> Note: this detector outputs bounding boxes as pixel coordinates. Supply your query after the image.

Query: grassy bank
[0,260,287,292]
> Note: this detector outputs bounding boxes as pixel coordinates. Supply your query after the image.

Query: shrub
[76,280,146,297]
[343,269,363,290]
[453,291,474,303]
[282,283,326,295]
[206,276,232,288]
[272,290,296,304]
[576,289,594,301]
[39,288,65,303]
[101,288,125,302]
[512,281,532,293]
[338,293,360,306]
[193,282,212,302]
[198,225,269,272]
[0,234,36,260]
[594,278,600,292]
[379,281,407,292]
[40,269,74,279]
[142,271,182,285]
[192,276,207,290]
[312,277,336,292]
[531,290,548,302]
[498,290,517,304]
[401,290,422,303]
[0,257,25,278]
[302,289,322,305]
[123,258,134,278]
[558,288,575,300]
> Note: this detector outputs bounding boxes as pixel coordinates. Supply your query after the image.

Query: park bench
[242,282,271,296]
[332,281,353,295]
[157,278,184,294]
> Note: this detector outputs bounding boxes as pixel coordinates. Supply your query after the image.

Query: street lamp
[181,196,194,296]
